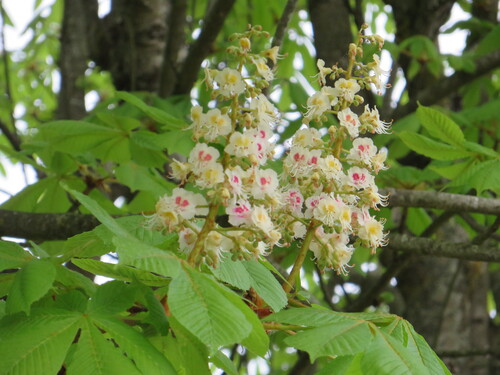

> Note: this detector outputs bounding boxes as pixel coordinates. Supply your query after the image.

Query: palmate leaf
[88,281,137,315]
[113,236,180,278]
[243,260,287,312]
[92,314,176,375]
[416,105,465,145]
[66,317,141,375]
[0,309,82,375]
[211,257,252,290]
[284,319,374,361]
[72,258,170,286]
[6,259,57,315]
[361,331,430,375]
[382,318,451,375]
[160,315,211,375]
[398,132,471,161]
[0,240,33,271]
[168,264,252,350]
[266,308,449,373]
[116,91,186,130]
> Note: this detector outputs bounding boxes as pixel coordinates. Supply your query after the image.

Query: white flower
[188,143,220,174]
[284,146,319,177]
[360,105,391,134]
[316,59,332,86]
[251,206,274,235]
[250,94,279,130]
[304,90,331,123]
[347,138,377,166]
[338,108,361,138]
[346,167,375,190]
[290,221,307,239]
[319,155,342,181]
[314,196,341,226]
[178,227,198,254]
[225,131,258,158]
[371,149,388,173]
[332,78,360,103]
[169,159,191,183]
[215,68,245,97]
[226,200,253,226]
[195,162,225,188]
[225,166,248,199]
[203,108,232,141]
[253,57,274,81]
[370,54,390,93]
[153,188,208,230]
[357,215,387,252]
[283,188,304,214]
[292,127,323,148]
[250,168,279,199]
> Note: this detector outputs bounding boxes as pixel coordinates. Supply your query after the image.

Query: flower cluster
[148,25,390,275]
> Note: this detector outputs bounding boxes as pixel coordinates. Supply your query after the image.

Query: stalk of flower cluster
[283,221,317,293]
[187,202,220,266]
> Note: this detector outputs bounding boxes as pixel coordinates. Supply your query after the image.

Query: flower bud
[239,37,251,51]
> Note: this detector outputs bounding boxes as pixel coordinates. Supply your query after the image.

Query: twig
[175,0,236,94]
[382,188,500,216]
[392,49,500,120]
[386,233,500,262]
[271,0,298,50]
[460,212,500,241]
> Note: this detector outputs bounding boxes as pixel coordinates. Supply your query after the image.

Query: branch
[175,0,236,94]
[382,188,500,215]
[0,4,21,151]
[392,49,500,120]
[387,233,500,262]
[0,210,99,241]
[271,0,298,50]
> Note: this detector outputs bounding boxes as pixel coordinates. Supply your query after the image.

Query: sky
[0,1,470,205]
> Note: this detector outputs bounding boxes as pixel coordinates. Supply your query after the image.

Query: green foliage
[4,0,500,373]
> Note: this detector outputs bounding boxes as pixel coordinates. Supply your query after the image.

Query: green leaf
[161,315,211,375]
[115,162,174,195]
[92,315,176,375]
[66,317,142,375]
[243,260,287,312]
[476,24,500,56]
[36,120,131,162]
[116,91,187,130]
[223,282,269,357]
[6,259,57,315]
[66,189,130,239]
[162,129,196,156]
[72,258,170,286]
[317,354,364,375]
[0,310,82,375]
[416,105,465,145]
[264,306,350,326]
[62,231,115,261]
[211,351,239,375]
[55,265,96,297]
[361,331,430,375]
[1,176,74,213]
[398,132,471,161]
[211,257,252,290]
[285,319,374,361]
[462,141,500,158]
[168,264,252,350]
[88,281,137,315]
[113,236,180,278]
[449,159,500,193]
[0,240,33,271]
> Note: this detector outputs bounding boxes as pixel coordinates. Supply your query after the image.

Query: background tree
[0,0,499,374]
